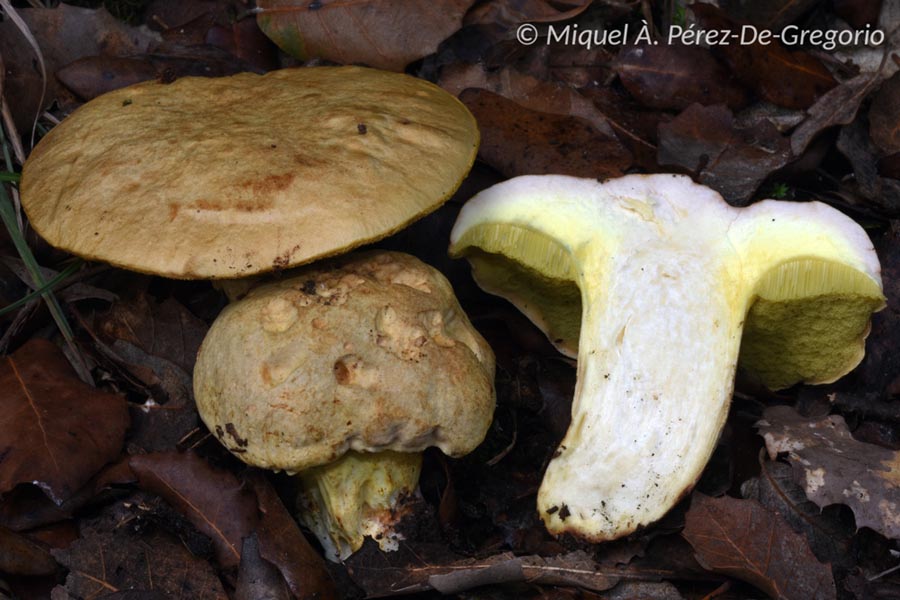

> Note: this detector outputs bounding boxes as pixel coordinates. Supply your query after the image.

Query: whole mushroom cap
[193,250,495,472]
[20,67,479,279]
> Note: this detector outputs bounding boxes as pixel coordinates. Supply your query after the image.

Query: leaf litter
[1,0,900,598]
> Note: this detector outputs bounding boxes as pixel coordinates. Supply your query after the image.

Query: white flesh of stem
[450,174,884,541]
[540,237,741,538]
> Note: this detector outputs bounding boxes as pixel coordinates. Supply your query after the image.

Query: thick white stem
[538,243,743,540]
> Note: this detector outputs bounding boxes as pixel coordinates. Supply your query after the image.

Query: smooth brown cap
[21,67,479,279]
[193,250,496,472]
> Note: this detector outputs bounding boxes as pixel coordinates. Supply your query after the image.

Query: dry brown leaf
[880,152,900,179]
[0,523,58,575]
[98,293,208,376]
[791,72,883,156]
[0,339,129,505]
[52,497,227,599]
[757,406,900,540]
[682,493,836,600]
[836,119,900,217]
[834,0,884,28]
[459,88,631,179]
[235,533,291,600]
[57,52,259,101]
[869,72,900,154]
[658,103,792,204]
[0,4,159,131]
[581,85,662,171]
[256,0,474,70]
[245,471,337,600]
[719,0,821,29]
[465,0,593,28]
[615,44,748,111]
[438,63,617,138]
[692,4,837,110]
[129,451,259,569]
[742,459,856,568]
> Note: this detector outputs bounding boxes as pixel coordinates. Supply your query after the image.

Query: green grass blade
[0,183,75,341]
[0,259,82,317]
[0,172,20,182]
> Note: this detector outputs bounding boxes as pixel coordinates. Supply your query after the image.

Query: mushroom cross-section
[193,251,495,560]
[448,174,884,541]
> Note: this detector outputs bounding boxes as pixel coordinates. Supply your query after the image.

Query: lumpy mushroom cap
[193,251,495,472]
[20,67,479,279]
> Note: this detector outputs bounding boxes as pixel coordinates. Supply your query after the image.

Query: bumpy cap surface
[20,67,479,279]
[193,250,495,471]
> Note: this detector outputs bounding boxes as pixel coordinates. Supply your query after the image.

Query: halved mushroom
[193,251,495,560]
[449,174,884,541]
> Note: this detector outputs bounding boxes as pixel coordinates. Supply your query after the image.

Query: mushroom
[193,250,495,561]
[18,67,485,559]
[19,66,478,280]
[448,174,884,541]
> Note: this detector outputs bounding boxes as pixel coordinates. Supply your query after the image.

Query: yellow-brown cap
[21,67,479,279]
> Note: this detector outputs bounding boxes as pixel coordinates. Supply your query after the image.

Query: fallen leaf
[0,483,84,532]
[57,50,261,101]
[114,339,200,453]
[52,496,227,599]
[459,88,631,179]
[91,293,207,452]
[205,17,280,72]
[742,459,856,568]
[879,152,900,179]
[757,405,900,540]
[836,118,900,216]
[615,44,748,111]
[255,0,475,71]
[0,4,159,132]
[439,63,617,138]
[834,0,884,29]
[692,4,837,110]
[542,43,615,89]
[235,533,291,600]
[857,225,900,391]
[657,103,792,204]
[245,471,337,600]
[0,339,129,505]
[718,0,821,29]
[0,523,58,575]
[129,451,259,568]
[683,492,836,600]
[465,0,593,28]
[869,71,900,154]
[791,72,883,157]
[97,292,208,375]
[733,104,806,140]
[144,0,242,31]
[581,85,663,170]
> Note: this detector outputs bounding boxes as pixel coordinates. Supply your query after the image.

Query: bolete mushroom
[448,174,884,541]
[20,67,478,279]
[193,250,495,560]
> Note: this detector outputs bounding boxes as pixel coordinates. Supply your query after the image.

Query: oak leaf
[0,339,129,505]
[256,0,474,71]
[682,492,836,600]
[757,406,900,540]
